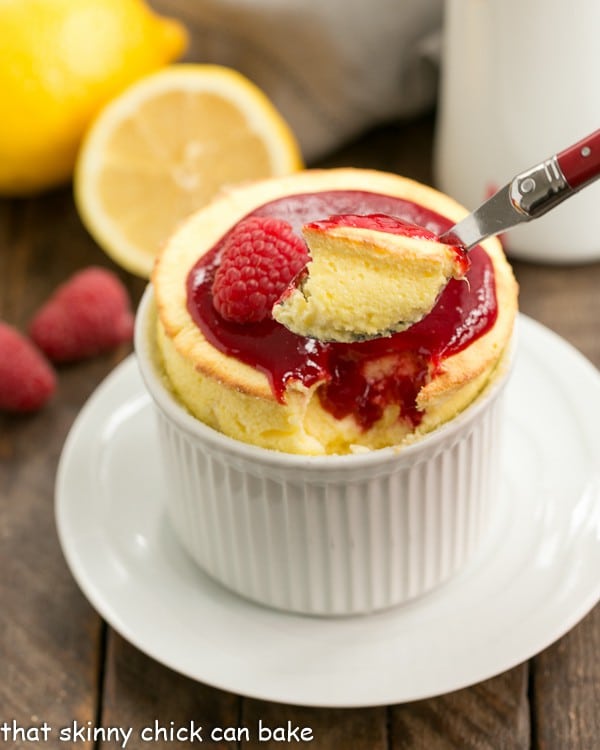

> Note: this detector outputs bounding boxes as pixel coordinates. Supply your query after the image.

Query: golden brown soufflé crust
[152,168,518,455]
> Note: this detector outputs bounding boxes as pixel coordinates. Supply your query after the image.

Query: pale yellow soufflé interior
[272,219,468,342]
[151,168,518,455]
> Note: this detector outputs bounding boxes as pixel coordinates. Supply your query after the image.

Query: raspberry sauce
[187,191,497,430]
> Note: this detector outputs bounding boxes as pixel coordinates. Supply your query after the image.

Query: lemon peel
[0,0,187,195]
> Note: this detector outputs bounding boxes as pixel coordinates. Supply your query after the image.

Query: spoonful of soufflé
[273,128,600,343]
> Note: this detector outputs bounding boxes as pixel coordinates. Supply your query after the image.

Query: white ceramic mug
[434,0,600,263]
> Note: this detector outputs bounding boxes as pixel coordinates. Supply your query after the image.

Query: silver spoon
[274,129,600,342]
[439,128,600,250]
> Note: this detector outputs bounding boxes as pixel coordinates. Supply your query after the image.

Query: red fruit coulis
[187,190,497,430]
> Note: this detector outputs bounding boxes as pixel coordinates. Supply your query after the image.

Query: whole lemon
[0,0,187,196]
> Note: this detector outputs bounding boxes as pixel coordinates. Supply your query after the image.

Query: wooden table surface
[1,115,599,750]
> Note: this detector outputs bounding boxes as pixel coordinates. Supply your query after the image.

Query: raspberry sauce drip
[187,191,497,430]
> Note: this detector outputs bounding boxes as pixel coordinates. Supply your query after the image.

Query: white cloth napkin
[151,0,443,160]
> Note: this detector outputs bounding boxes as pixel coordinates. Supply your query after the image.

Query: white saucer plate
[55,315,600,708]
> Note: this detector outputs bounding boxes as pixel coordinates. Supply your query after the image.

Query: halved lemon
[75,64,303,277]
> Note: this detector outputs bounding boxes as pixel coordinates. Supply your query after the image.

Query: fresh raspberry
[29,267,134,363]
[212,217,309,323]
[0,322,56,413]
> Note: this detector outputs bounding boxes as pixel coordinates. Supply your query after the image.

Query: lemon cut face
[75,64,303,278]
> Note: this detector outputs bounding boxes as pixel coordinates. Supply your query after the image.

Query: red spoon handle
[556,128,600,189]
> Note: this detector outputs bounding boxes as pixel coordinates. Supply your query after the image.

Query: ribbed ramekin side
[152,388,505,616]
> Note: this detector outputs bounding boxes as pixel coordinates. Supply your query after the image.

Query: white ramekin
[135,286,512,616]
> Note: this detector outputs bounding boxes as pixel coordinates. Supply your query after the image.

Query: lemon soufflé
[151,168,518,455]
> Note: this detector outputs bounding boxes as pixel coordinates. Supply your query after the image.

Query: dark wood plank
[390,668,530,749]
[531,607,600,750]
[100,632,240,749]
[0,192,107,749]
[240,700,386,749]
[0,404,102,749]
